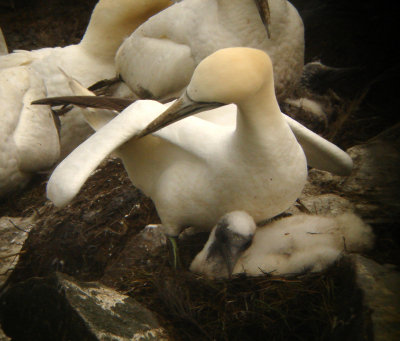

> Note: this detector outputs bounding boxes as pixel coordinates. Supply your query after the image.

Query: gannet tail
[284,114,353,175]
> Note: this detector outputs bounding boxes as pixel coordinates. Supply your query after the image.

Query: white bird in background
[115,0,304,102]
[190,211,374,278]
[36,48,352,244]
[0,0,173,197]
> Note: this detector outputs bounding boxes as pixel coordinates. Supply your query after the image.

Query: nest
[0,158,371,340]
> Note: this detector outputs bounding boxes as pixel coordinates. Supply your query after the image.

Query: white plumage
[115,0,304,101]
[0,0,172,197]
[46,48,309,238]
[190,211,374,278]
[42,48,353,243]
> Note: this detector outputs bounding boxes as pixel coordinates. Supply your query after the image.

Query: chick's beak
[137,91,223,138]
[219,242,237,278]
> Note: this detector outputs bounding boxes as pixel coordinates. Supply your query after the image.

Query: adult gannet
[0,0,173,197]
[40,48,353,245]
[190,211,374,278]
[43,48,308,239]
[115,0,304,101]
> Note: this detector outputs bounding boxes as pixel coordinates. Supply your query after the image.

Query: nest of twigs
[0,158,372,340]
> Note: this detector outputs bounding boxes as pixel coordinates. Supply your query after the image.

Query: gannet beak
[137,91,223,138]
[254,0,271,39]
[211,219,255,278]
[219,242,237,278]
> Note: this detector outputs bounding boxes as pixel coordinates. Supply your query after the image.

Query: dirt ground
[0,1,399,340]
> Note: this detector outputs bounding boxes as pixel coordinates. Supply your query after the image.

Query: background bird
[0,0,173,197]
[114,0,304,102]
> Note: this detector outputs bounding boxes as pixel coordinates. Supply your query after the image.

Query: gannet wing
[254,0,271,38]
[283,114,353,175]
[47,100,228,208]
[47,100,166,207]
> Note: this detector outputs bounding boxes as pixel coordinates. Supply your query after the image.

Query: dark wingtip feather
[32,96,135,112]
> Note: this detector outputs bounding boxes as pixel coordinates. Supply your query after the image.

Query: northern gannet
[190,211,374,278]
[0,0,173,197]
[42,48,309,240]
[115,0,304,102]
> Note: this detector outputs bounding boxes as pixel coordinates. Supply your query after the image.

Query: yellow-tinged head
[187,47,274,105]
[138,47,277,137]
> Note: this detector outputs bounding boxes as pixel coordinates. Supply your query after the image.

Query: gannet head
[188,47,272,104]
[138,47,274,136]
[190,211,257,278]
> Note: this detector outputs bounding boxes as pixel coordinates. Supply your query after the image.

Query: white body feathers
[190,211,374,278]
[116,0,304,100]
[0,0,172,196]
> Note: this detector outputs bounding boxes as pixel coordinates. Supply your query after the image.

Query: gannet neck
[236,79,282,133]
[80,0,172,60]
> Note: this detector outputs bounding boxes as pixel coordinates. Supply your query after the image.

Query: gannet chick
[0,0,172,197]
[44,47,308,240]
[115,0,304,101]
[190,211,374,278]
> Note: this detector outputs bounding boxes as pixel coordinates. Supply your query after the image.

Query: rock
[297,193,355,216]
[102,224,167,286]
[339,137,400,224]
[351,255,400,341]
[0,272,167,341]
[137,225,167,254]
[302,125,400,226]
[0,215,36,286]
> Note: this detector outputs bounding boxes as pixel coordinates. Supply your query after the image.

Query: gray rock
[340,137,400,224]
[351,255,400,341]
[0,215,36,287]
[297,193,355,216]
[302,125,400,225]
[137,224,167,253]
[0,272,167,341]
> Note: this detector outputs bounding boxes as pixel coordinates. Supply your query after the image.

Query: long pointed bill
[254,0,271,39]
[137,92,223,138]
